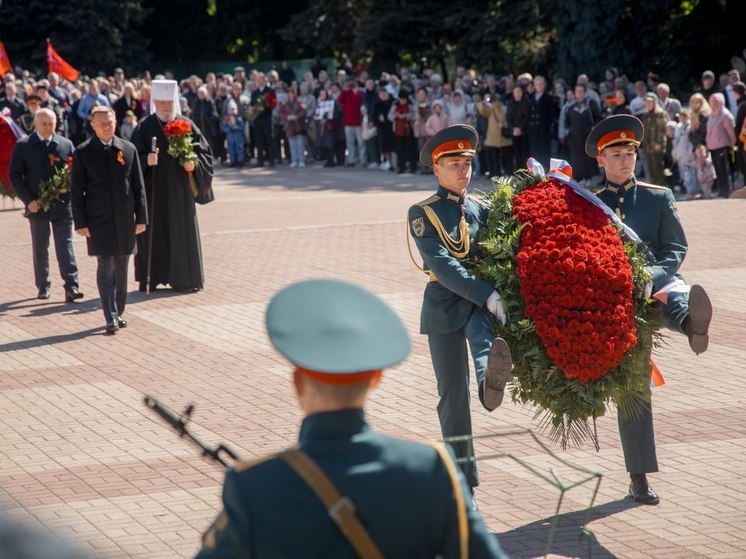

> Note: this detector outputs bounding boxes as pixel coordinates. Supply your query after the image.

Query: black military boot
[628,473,660,505]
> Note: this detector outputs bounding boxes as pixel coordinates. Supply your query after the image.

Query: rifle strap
[279,448,383,559]
[428,441,469,559]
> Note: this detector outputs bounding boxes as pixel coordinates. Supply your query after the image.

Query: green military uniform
[197,279,507,558]
[407,125,506,489]
[596,176,685,475]
[587,115,712,502]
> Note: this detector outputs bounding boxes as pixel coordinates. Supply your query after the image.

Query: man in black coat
[9,107,83,301]
[71,106,147,334]
[527,75,558,170]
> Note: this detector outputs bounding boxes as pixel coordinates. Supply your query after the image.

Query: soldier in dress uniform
[407,124,512,492]
[196,279,507,558]
[586,114,713,505]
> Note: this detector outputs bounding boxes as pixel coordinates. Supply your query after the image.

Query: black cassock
[130,114,214,291]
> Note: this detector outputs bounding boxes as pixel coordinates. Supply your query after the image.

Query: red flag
[0,41,12,76]
[46,39,79,82]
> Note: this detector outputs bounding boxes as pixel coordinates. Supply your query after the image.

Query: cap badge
[457,142,464,148]
[620,132,627,138]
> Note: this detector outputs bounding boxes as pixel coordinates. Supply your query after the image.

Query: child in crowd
[222,99,245,167]
[693,143,715,199]
[673,109,695,197]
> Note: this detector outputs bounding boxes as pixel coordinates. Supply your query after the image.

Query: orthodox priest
[131,79,214,292]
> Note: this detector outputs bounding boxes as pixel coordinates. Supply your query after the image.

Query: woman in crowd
[506,85,530,171]
[477,93,513,176]
[278,88,308,167]
[373,88,395,171]
[388,90,417,174]
[705,92,736,198]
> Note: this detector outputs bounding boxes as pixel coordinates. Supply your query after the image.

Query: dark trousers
[485,146,514,177]
[428,307,495,488]
[618,391,658,474]
[512,134,529,171]
[97,255,129,325]
[395,136,417,173]
[710,146,733,198]
[29,217,79,291]
[253,119,274,165]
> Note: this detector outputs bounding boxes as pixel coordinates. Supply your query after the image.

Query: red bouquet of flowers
[163,119,199,198]
[477,162,661,448]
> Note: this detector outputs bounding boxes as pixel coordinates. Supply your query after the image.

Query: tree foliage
[0,0,151,76]
[0,0,742,92]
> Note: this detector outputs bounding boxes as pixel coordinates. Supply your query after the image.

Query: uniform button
[621,213,626,219]
[619,197,624,203]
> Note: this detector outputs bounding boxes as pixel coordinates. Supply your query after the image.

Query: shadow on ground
[496,498,640,558]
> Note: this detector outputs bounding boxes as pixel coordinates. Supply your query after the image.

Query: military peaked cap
[420,124,478,167]
[585,114,644,157]
[266,279,410,375]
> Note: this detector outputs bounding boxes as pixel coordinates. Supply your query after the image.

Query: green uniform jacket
[408,186,494,335]
[597,176,687,292]
[196,409,506,558]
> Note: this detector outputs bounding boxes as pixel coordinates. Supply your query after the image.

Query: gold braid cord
[423,206,471,258]
[406,207,471,277]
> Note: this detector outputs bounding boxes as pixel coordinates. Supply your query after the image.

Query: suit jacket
[408,186,494,335]
[597,176,687,291]
[71,136,147,256]
[197,409,506,558]
[8,132,75,221]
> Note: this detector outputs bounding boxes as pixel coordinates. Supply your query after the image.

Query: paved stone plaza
[0,164,744,558]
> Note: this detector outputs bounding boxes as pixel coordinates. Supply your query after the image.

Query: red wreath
[512,179,637,383]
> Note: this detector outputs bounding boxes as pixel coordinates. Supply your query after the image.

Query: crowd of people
[2,63,745,198]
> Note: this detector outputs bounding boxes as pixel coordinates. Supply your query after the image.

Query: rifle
[143,395,240,467]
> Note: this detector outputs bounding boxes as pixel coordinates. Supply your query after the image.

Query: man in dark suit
[197,279,507,558]
[587,114,713,505]
[407,125,512,492]
[71,106,147,334]
[8,107,83,302]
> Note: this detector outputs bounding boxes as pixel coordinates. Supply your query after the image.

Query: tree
[0,0,151,76]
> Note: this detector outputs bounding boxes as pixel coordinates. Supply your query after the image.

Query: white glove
[486,291,507,325]
[643,281,653,299]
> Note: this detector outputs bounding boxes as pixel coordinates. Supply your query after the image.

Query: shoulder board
[636,181,668,191]
[416,194,440,207]
[465,193,483,205]
[232,452,277,474]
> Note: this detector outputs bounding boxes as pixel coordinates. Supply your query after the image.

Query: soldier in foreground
[407,124,513,492]
[197,279,507,558]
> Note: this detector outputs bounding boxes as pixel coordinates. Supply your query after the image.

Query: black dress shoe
[64,286,84,303]
[628,474,660,505]
[105,323,120,335]
[117,318,127,329]
[37,285,51,300]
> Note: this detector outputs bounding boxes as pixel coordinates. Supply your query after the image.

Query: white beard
[156,110,176,122]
